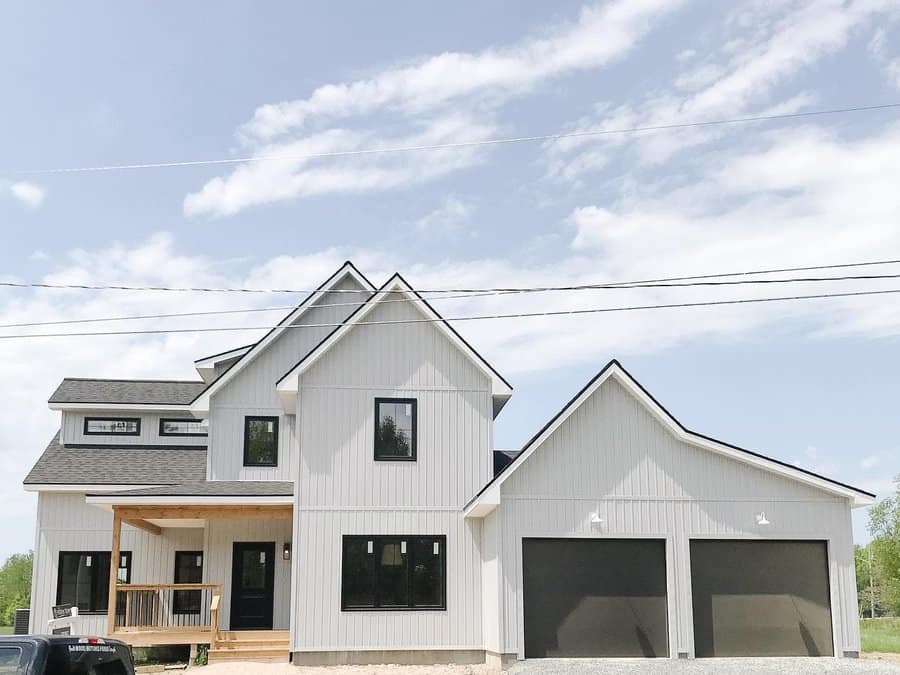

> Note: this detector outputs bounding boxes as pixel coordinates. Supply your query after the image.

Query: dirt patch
[863,653,900,664]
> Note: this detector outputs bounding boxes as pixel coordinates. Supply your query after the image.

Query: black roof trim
[193,343,256,364]
[466,359,875,508]
[275,272,512,391]
[190,261,375,404]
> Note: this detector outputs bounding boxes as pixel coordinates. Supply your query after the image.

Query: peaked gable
[275,273,512,414]
[190,261,375,414]
[465,360,875,516]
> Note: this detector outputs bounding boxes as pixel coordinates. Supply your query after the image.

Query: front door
[230,542,275,630]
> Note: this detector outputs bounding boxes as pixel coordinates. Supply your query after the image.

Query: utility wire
[4,271,900,330]
[7,103,900,176]
[0,286,896,340]
[3,256,900,295]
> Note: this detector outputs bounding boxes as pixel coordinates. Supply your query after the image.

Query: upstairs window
[341,535,446,611]
[57,551,131,614]
[243,416,278,467]
[374,398,416,461]
[83,417,141,436]
[159,418,208,437]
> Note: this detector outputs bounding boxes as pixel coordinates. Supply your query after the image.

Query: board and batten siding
[491,376,860,658]
[292,297,494,653]
[208,276,370,481]
[203,517,293,631]
[29,493,202,636]
[60,411,207,447]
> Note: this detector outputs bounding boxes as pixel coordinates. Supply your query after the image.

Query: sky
[1,0,900,561]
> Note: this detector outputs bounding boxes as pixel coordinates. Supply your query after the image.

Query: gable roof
[190,261,375,414]
[465,359,875,517]
[49,378,205,410]
[193,343,255,382]
[274,273,513,414]
[23,431,207,487]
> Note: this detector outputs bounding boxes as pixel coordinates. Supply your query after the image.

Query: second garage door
[690,540,834,657]
[522,538,668,658]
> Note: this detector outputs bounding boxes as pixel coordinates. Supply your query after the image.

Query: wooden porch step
[208,646,289,663]
[217,630,289,641]
[215,637,289,649]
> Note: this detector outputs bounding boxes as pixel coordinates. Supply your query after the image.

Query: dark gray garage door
[690,540,833,657]
[522,538,668,658]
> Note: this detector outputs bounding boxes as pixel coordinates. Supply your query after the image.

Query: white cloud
[547,0,898,180]
[861,454,881,470]
[6,181,46,209]
[415,196,475,237]
[240,0,682,142]
[185,1,683,217]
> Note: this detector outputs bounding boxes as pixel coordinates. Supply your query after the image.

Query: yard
[862,618,900,656]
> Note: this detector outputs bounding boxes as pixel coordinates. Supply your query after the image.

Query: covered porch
[85,483,293,660]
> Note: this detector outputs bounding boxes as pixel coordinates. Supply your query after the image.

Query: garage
[522,538,669,658]
[690,540,834,657]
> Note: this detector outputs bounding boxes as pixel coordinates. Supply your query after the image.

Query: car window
[0,646,23,674]
[47,643,133,675]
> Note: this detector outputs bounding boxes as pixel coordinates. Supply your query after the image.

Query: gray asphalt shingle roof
[88,481,294,498]
[24,432,207,485]
[49,378,206,405]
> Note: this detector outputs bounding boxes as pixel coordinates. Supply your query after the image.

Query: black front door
[230,542,275,630]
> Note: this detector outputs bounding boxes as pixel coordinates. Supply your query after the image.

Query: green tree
[0,552,32,626]
[869,476,900,616]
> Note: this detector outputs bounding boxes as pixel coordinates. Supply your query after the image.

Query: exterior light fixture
[283,542,291,561]
[755,512,770,526]
[590,513,604,525]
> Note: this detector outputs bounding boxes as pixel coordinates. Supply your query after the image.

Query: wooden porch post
[107,508,122,637]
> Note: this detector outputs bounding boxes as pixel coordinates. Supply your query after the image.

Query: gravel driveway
[196,656,900,674]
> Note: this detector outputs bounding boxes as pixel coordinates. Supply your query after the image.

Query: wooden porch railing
[110,583,221,635]
[209,592,220,650]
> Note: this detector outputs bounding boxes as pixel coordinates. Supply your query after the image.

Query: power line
[4,271,900,330]
[3,256,900,295]
[0,286,896,340]
[8,103,900,176]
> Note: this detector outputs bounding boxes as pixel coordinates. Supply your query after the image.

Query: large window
[159,418,208,437]
[243,416,278,466]
[374,398,416,461]
[341,535,445,611]
[173,551,203,614]
[83,417,141,436]
[57,551,131,614]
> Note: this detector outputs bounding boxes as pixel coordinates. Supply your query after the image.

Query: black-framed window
[243,416,278,466]
[57,551,132,614]
[173,551,203,614]
[374,398,416,461]
[341,535,445,611]
[83,417,141,436]
[159,418,208,437]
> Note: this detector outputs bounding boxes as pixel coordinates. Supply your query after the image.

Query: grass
[861,618,900,654]
[0,627,11,635]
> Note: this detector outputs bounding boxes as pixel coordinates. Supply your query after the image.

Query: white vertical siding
[60,411,206,447]
[293,296,494,652]
[203,518,293,631]
[494,377,861,658]
[208,277,370,481]
[29,493,202,636]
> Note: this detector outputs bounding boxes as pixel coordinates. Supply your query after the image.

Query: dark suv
[0,636,135,675]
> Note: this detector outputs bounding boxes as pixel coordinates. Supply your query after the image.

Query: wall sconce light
[590,512,604,525]
[755,512,770,526]
[283,542,291,561]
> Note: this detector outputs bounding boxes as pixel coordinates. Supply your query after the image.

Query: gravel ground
[197,656,900,674]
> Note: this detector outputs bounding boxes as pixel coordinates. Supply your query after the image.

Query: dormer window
[243,416,278,467]
[84,417,141,436]
[374,398,416,461]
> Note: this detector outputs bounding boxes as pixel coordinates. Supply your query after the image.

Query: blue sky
[1,0,900,560]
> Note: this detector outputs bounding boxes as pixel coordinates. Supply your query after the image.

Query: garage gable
[465,360,874,516]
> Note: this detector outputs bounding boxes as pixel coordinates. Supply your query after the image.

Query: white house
[24,261,874,665]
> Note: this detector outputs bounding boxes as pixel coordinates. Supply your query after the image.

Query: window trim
[56,550,132,615]
[340,534,446,612]
[159,418,208,437]
[173,550,204,615]
[83,417,141,436]
[242,415,279,467]
[373,398,417,462]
